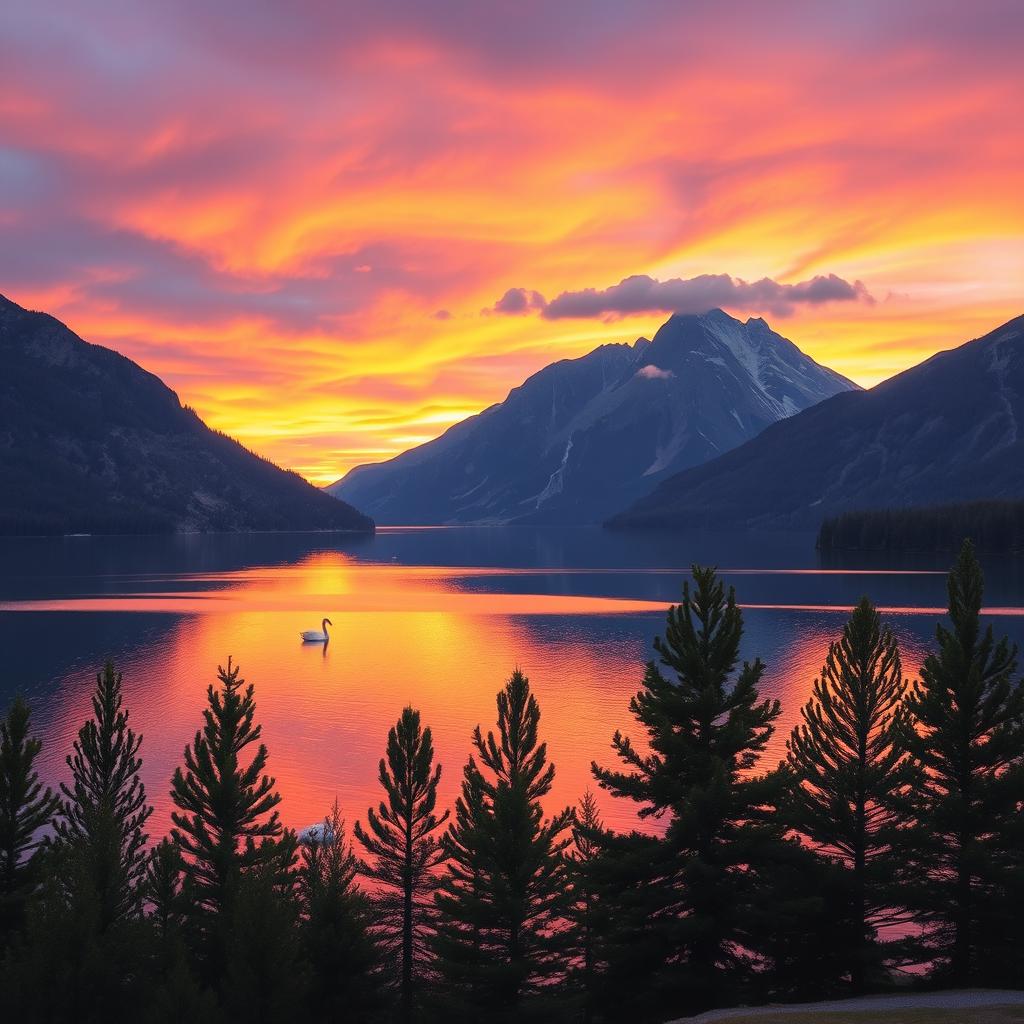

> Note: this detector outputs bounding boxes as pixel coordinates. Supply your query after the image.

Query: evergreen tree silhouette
[592,566,782,1014]
[53,661,152,929]
[902,541,1024,985]
[300,800,381,1020]
[433,669,573,1021]
[1002,759,1024,985]
[355,706,449,1022]
[145,837,187,946]
[746,825,858,1003]
[221,860,307,1024]
[4,860,126,1024]
[170,657,292,924]
[5,671,152,1023]
[785,597,918,991]
[0,698,59,944]
[566,791,606,1024]
[142,836,215,1022]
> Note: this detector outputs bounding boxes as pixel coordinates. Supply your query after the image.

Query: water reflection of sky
[1,529,1021,838]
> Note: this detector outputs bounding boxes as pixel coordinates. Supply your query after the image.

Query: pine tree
[170,657,291,924]
[142,837,216,1024]
[300,801,381,1020]
[0,698,59,943]
[433,669,573,1021]
[902,541,1024,985]
[1000,766,1024,984]
[53,661,152,929]
[3,859,123,1024]
[566,791,606,1024]
[145,837,187,946]
[354,706,449,1022]
[785,597,918,992]
[5,674,153,1023]
[746,821,858,1003]
[591,566,782,1015]
[221,861,307,1024]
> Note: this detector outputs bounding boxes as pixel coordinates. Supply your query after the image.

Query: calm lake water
[2,527,1023,838]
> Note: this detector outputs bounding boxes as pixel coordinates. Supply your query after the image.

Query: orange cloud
[1,2,1021,484]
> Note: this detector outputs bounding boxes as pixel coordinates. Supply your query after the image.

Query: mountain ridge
[328,309,858,525]
[609,314,1024,530]
[0,293,374,535]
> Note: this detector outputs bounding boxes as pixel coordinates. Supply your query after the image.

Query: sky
[2,1,1022,485]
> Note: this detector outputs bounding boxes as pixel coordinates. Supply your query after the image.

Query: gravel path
[668,989,1024,1022]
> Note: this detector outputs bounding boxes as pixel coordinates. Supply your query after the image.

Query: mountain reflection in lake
[2,527,1022,837]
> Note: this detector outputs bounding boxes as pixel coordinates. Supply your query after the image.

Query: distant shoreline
[817,501,1024,554]
[0,526,375,540]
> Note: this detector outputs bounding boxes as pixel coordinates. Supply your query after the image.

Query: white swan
[300,617,332,643]
[298,821,335,846]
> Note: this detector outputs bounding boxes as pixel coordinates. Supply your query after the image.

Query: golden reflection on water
[23,551,941,840]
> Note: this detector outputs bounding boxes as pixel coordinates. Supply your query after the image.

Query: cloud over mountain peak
[489,272,873,321]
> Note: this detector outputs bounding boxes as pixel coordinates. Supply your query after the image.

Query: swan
[300,617,332,643]
[298,821,335,846]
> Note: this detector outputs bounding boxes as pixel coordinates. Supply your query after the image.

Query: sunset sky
[2,1,1022,485]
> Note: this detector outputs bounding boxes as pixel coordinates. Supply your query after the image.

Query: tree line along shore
[817,501,1024,553]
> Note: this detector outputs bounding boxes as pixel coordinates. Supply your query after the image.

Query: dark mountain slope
[610,315,1024,530]
[0,293,373,535]
[328,309,857,525]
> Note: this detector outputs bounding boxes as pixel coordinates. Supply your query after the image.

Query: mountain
[328,309,857,525]
[0,293,373,535]
[610,314,1024,530]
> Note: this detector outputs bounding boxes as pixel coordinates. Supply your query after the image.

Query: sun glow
[1,3,1021,484]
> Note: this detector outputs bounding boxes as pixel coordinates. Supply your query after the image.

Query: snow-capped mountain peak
[328,309,858,525]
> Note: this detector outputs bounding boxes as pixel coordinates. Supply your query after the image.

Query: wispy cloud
[0,1,1020,482]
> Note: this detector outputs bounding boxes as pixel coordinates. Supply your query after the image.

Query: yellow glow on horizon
[5,14,1022,488]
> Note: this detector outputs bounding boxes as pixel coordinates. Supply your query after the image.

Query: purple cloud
[489,287,547,315]
[524,272,873,320]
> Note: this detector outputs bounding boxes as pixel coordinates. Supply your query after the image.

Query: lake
[2,527,1022,839]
